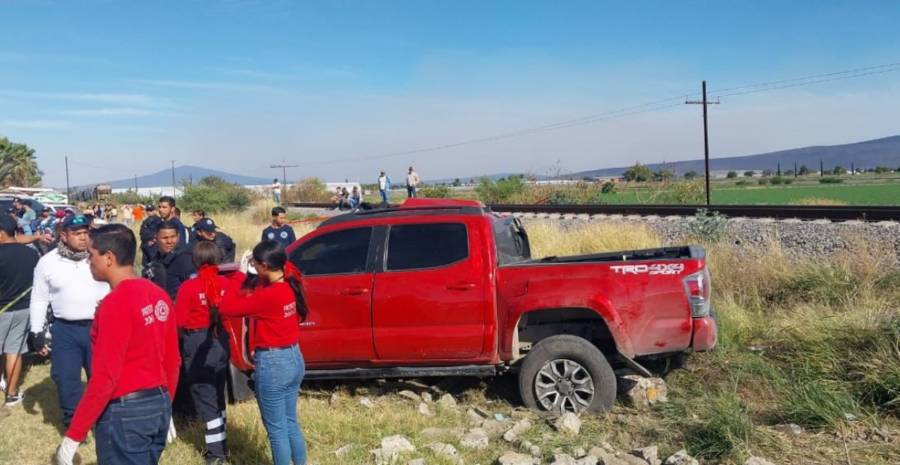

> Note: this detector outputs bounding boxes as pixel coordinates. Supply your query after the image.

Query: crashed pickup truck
[225,199,716,413]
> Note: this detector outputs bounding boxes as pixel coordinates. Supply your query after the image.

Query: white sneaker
[0,377,5,392]
[4,392,23,407]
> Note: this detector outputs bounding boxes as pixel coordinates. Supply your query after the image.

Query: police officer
[194,218,236,263]
[139,204,162,267]
[55,224,180,465]
[143,220,195,300]
[174,241,233,465]
[28,214,110,428]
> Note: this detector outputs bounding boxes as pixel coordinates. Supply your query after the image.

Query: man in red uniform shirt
[56,224,181,465]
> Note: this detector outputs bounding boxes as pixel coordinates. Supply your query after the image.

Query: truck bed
[526,245,705,265]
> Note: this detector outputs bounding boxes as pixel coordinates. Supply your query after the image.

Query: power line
[293,59,900,168]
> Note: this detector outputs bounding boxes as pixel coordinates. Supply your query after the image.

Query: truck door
[288,227,376,364]
[372,221,488,360]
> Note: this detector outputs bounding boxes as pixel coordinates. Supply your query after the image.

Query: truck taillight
[683,268,711,318]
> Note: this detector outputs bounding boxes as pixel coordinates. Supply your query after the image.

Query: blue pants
[254,345,307,465]
[95,389,171,465]
[50,319,93,427]
[407,186,416,198]
[379,189,388,205]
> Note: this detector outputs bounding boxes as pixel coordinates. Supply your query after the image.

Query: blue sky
[2,0,899,187]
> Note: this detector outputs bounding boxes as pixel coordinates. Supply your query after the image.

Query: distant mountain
[571,135,900,178]
[95,165,273,189]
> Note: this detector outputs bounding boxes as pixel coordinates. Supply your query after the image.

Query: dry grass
[1,214,898,465]
[794,197,851,206]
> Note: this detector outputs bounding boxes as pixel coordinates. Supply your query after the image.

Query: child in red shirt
[220,240,309,465]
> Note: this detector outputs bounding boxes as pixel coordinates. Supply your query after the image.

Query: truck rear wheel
[518,335,616,414]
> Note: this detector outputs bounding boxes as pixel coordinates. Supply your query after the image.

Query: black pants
[181,330,230,459]
[49,319,93,427]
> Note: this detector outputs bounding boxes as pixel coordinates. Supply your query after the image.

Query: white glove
[55,437,80,465]
[239,250,257,275]
[166,418,177,444]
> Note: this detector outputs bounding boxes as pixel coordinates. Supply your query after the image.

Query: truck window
[289,227,372,275]
[493,216,531,265]
[387,223,468,271]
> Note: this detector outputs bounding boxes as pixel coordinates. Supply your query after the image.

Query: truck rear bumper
[691,315,718,351]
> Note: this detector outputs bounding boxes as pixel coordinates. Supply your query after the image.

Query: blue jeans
[50,319,93,427]
[273,192,281,205]
[254,345,307,465]
[94,389,171,465]
[379,189,388,205]
[407,186,416,198]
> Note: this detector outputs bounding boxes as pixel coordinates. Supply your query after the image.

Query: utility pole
[820,159,824,176]
[134,174,138,191]
[64,156,71,203]
[777,162,781,176]
[794,162,798,178]
[171,160,176,197]
[270,160,298,187]
[686,81,720,205]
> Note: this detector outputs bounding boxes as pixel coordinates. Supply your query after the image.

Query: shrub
[623,163,653,182]
[657,180,705,204]
[475,175,526,203]
[683,170,699,180]
[757,178,769,185]
[178,176,252,213]
[743,170,755,177]
[418,185,451,198]
[726,171,738,179]
[600,181,616,194]
[819,177,844,184]
[769,176,786,185]
[735,180,750,186]
[688,208,728,242]
[286,177,330,202]
[108,190,155,206]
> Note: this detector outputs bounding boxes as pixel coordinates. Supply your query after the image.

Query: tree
[784,169,795,176]
[874,166,891,174]
[653,169,674,182]
[683,171,699,180]
[798,165,810,176]
[832,166,847,175]
[743,170,755,177]
[622,163,653,182]
[475,175,526,203]
[601,181,616,194]
[762,169,774,177]
[0,136,43,187]
[452,178,461,187]
[726,171,738,179]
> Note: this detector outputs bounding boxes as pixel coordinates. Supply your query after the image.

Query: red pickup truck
[226,199,716,413]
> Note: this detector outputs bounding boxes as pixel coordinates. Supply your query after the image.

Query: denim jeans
[254,345,307,465]
[94,388,171,465]
[273,192,282,205]
[406,186,416,198]
[50,319,93,427]
[379,189,388,205]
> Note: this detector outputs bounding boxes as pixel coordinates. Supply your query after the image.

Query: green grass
[593,182,900,205]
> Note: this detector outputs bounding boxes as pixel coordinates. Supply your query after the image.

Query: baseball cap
[61,214,90,231]
[195,217,217,233]
[55,210,65,219]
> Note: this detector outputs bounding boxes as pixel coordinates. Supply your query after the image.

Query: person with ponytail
[173,241,235,465]
[219,240,308,465]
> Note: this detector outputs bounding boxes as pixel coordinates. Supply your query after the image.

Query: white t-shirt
[29,250,111,330]
[378,176,387,190]
[272,182,282,195]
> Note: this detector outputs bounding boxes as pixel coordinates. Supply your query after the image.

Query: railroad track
[288,202,900,222]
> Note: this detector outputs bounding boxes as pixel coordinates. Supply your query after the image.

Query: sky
[1,0,899,188]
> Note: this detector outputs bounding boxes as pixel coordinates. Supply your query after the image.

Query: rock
[573,447,587,458]
[663,450,698,465]
[407,460,425,465]
[519,439,541,457]
[551,453,578,465]
[360,397,375,409]
[334,444,353,457]
[329,392,340,406]
[428,442,459,459]
[553,412,582,436]
[869,427,891,442]
[438,393,458,409]
[576,456,599,465]
[481,419,508,437]
[503,419,533,443]
[844,413,859,422]
[399,390,422,402]
[417,403,434,417]
[631,446,660,465]
[618,375,668,408]
[459,428,490,450]
[381,435,416,455]
[468,408,487,425]
[497,451,539,465]
[773,423,803,436]
[743,457,776,465]
[420,427,466,441]
[619,455,652,465]
[421,392,434,403]
[473,406,492,417]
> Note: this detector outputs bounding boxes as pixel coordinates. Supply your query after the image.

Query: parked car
[224,199,717,413]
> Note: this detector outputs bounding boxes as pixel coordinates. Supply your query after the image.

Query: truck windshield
[493,215,531,265]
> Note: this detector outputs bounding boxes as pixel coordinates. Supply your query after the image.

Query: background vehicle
[226,199,717,413]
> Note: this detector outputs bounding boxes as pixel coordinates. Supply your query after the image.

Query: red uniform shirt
[174,274,237,330]
[66,279,181,442]
[219,281,300,350]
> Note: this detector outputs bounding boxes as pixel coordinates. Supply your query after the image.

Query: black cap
[61,214,90,231]
[195,217,217,233]
[0,215,16,236]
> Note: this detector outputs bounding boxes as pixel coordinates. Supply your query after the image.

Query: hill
[571,134,900,177]
[100,165,273,189]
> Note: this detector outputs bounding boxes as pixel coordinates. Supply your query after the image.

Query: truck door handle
[446,282,476,291]
[340,287,369,296]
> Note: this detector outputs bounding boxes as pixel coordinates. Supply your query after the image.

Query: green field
[599,182,900,205]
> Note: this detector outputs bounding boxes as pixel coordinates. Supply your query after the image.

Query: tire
[518,335,617,414]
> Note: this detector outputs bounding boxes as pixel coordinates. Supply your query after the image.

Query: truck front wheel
[518,335,616,414]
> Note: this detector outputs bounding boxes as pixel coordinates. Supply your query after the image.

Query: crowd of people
[0,195,308,465]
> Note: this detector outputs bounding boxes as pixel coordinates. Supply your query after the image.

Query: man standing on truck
[378,171,391,206]
[271,178,282,205]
